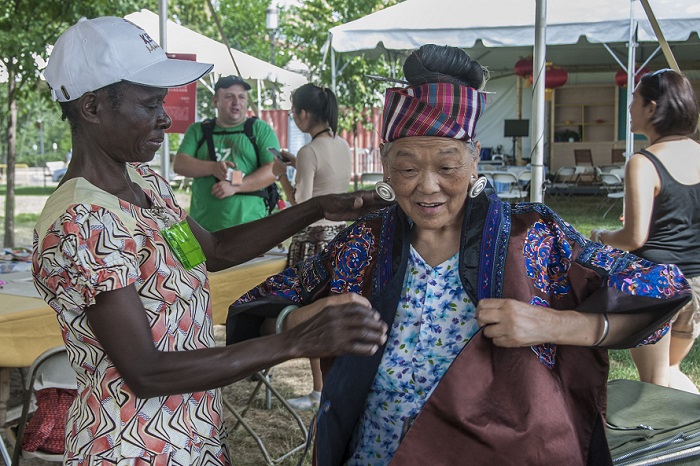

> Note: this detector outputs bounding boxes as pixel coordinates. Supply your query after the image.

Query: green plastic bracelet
[275,305,300,334]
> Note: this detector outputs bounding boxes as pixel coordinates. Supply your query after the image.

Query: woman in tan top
[272,83,353,409]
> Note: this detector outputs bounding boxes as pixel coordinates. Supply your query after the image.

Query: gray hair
[380,140,480,160]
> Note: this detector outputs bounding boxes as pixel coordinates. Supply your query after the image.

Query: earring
[375,179,396,202]
[469,176,488,198]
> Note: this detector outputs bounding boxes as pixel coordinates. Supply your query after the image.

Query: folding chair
[598,173,624,218]
[222,369,308,465]
[516,170,532,200]
[574,149,594,166]
[492,172,526,202]
[1,429,9,466]
[7,346,76,465]
[611,148,625,165]
[547,166,577,199]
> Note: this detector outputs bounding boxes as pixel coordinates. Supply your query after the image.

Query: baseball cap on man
[44,16,213,102]
[214,75,252,92]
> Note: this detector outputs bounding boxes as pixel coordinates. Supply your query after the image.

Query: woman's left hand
[272,158,288,178]
[476,298,555,347]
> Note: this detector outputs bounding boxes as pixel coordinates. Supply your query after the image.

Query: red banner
[164,53,198,134]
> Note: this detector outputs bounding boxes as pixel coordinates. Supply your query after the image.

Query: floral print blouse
[349,246,477,465]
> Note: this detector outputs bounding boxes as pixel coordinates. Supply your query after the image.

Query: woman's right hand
[287,294,388,358]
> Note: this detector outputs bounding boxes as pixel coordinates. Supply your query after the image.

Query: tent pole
[331,48,337,93]
[639,0,680,71]
[530,0,547,203]
[159,0,170,182]
[625,0,637,161]
[516,76,522,165]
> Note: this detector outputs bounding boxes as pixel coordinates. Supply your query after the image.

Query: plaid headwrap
[381,82,486,142]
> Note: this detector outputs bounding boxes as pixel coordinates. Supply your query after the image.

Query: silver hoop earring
[469,176,488,198]
[375,181,396,202]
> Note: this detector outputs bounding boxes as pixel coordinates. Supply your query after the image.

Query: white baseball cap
[44,16,213,102]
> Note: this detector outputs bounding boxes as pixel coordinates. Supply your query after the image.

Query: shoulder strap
[638,149,671,183]
[196,118,217,161]
[243,116,260,165]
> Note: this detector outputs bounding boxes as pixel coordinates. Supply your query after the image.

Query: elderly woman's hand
[285,294,388,358]
[314,191,393,222]
[476,298,556,347]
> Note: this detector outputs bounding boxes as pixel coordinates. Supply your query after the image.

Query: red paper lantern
[615,66,650,87]
[514,57,533,78]
[528,63,568,89]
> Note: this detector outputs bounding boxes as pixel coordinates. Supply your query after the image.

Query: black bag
[606,379,700,465]
[196,117,280,215]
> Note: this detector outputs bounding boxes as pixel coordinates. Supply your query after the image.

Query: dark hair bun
[403,44,489,89]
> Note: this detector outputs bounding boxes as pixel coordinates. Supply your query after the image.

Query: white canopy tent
[126,9,307,108]
[326,0,700,201]
[127,8,307,179]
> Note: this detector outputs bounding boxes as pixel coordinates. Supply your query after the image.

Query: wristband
[593,313,610,347]
[275,305,300,334]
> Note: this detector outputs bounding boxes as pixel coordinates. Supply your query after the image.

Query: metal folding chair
[492,172,526,202]
[6,346,76,465]
[222,369,308,465]
[598,173,624,218]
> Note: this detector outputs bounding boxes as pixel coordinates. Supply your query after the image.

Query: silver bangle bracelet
[593,313,610,347]
[275,305,300,334]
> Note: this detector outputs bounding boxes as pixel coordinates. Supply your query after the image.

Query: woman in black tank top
[590,69,700,393]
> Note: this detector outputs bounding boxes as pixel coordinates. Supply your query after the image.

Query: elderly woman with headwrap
[227,45,691,466]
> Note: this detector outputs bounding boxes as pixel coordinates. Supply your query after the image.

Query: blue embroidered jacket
[229,190,690,466]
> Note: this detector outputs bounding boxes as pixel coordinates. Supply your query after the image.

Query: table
[0,253,287,425]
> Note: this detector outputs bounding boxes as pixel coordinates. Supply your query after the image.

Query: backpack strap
[195,118,217,162]
[243,116,259,165]
[195,117,260,165]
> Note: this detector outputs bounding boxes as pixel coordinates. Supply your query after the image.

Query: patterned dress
[32,164,229,465]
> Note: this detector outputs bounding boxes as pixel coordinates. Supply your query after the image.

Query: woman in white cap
[229,45,691,465]
[32,17,388,465]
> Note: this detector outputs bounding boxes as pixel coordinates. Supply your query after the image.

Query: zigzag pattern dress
[32,164,229,466]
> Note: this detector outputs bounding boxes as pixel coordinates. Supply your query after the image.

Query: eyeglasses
[651,68,673,98]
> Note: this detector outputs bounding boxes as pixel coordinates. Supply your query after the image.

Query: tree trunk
[4,68,17,248]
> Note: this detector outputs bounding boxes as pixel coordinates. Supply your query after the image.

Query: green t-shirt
[178,118,280,231]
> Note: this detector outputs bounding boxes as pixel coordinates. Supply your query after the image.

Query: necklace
[311,127,332,140]
[650,135,686,145]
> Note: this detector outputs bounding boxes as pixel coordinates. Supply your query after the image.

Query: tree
[283,0,403,164]
[0,0,142,247]
[147,0,292,110]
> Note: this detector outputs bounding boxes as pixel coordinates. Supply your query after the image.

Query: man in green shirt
[174,75,279,231]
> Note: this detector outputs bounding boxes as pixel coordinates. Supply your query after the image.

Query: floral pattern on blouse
[348,246,477,465]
